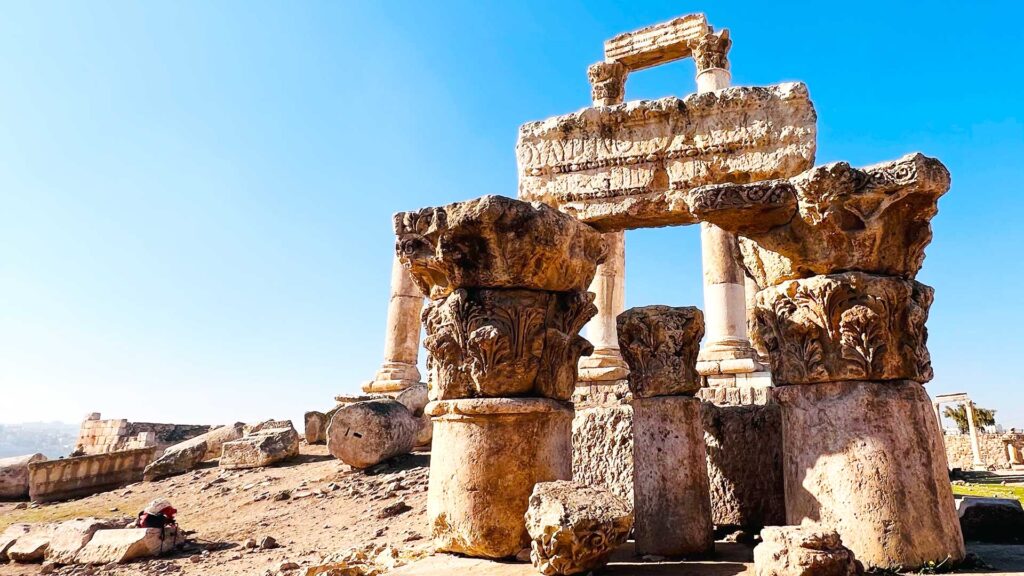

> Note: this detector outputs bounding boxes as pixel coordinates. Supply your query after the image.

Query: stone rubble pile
[0,518,175,568]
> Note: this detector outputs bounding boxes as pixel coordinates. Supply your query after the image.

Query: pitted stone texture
[396,384,433,446]
[617,306,704,397]
[74,528,170,564]
[0,524,31,561]
[603,13,710,70]
[686,154,949,287]
[422,288,596,401]
[327,399,420,469]
[427,398,572,559]
[0,453,46,499]
[143,423,245,481]
[571,403,633,507]
[46,518,121,564]
[220,427,299,470]
[754,272,932,386]
[7,524,54,563]
[632,396,714,557]
[516,83,816,232]
[702,402,785,530]
[754,523,862,576]
[777,381,965,570]
[525,480,633,575]
[395,195,607,299]
[587,61,628,106]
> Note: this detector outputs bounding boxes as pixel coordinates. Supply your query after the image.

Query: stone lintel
[603,14,711,71]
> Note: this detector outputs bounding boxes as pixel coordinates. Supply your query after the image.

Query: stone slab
[74,528,170,564]
[603,14,710,71]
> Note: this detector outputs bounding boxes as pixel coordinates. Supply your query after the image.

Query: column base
[362,361,422,394]
[578,347,630,382]
[426,398,572,559]
[776,380,965,570]
[633,396,714,557]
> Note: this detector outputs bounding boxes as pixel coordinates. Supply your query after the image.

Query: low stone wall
[74,414,211,457]
[28,447,157,502]
[944,432,1024,470]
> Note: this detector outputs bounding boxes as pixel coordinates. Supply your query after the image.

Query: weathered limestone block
[46,518,121,564]
[957,497,1024,543]
[525,480,633,575]
[517,83,816,232]
[422,288,596,401]
[777,381,964,570]
[74,528,171,564]
[632,396,714,556]
[754,523,862,576]
[304,411,328,444]
[394,195,607,299]
[685,154,950,287]
[753,273,933,385]
[7,525,53,563]
[603,13,710,70]
[396,384,432,446]
[326,399,420,469]
[572,403,633,507]
[220,427,299,470]
[29,448,157,503]
[427,398,572,559]
[246,419,293,434]
[143,423,245,481]
[617,305,704,397]
[0,524,30,561]
[702,402,785,530]
[0,453,46,499]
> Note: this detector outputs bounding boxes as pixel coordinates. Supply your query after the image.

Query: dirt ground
[2,444,1024,576]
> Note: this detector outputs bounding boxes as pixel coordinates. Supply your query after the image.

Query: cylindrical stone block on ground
[327,399,420,469]
[776,380,965,570]
[632,395,714,557]
[427,398,573,559]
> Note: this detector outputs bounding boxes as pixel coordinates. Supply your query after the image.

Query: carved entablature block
[616,305,705,397]
[394,195,607,299]
[753,272,933,386]
[516,83,816,232]
[587,61,628,106]
[422,288,597,401]
[685,153,950,287]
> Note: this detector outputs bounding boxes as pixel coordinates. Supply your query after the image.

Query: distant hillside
[0,422,78,458]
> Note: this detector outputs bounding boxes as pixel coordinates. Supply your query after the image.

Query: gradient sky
[2,1,1022,430]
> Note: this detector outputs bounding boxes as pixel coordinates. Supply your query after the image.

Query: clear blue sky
[2,2,1022,429]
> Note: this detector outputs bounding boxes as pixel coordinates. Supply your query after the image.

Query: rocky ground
[0,444,432,576]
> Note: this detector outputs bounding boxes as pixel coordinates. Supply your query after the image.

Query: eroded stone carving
[754,523,862,576]
[753,272,932,386]
[617,305,704,397]
[525,480,633,575]
[603,13,710,71]
[685,153,950,287]
[517,83,817,231]
[394,195,607,299]
[422,288,596,401]
[587,62,628,106]
[688,29,731,71]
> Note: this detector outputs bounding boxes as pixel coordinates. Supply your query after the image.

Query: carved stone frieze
[687,29,731,72]
[587,61,628,106]
[753,272,933,386]
[685,153,950,287]
[422,288,597,401]
[516,83,817,231]
[616,305,704,397]
[395,195,607,299]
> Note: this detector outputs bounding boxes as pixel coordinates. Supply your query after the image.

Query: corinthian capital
[687,29,731,72]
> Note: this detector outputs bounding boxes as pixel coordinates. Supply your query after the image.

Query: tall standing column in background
[966,401,986,470]
[578,61,631,384]
[690,30,763,381]
[363,254,423,394]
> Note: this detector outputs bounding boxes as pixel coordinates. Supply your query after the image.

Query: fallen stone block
[327,399,420,469]
[7,525,55,563]
[45,518,121,564]
[143,423,245,480]
[958,497,1024,543]
[74,528,172,564]
[525,480,632,575]
[220,427,299,470]
[754,523,862,576]
[396,384,431,446]
[28,447,157,503]
[0,524,31,561]
[304,407,340,445]
[0,453,47,499]
[246,419,293,434]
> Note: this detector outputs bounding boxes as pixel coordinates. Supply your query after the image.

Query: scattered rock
[143,423,245,481]
[259,536,280,550]
[221,427,300,470]
[378,500,412,519]
[0,523,31,561]
[525,480,633,575]
[277,560,299,572]
[754,523,862,576]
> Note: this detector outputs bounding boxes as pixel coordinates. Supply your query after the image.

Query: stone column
[364,254,424,394]
[966,401,985,470]
[618,306,714,557]
[578,231,630,383]
[689,29,763,383]
[395,196,605,559]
